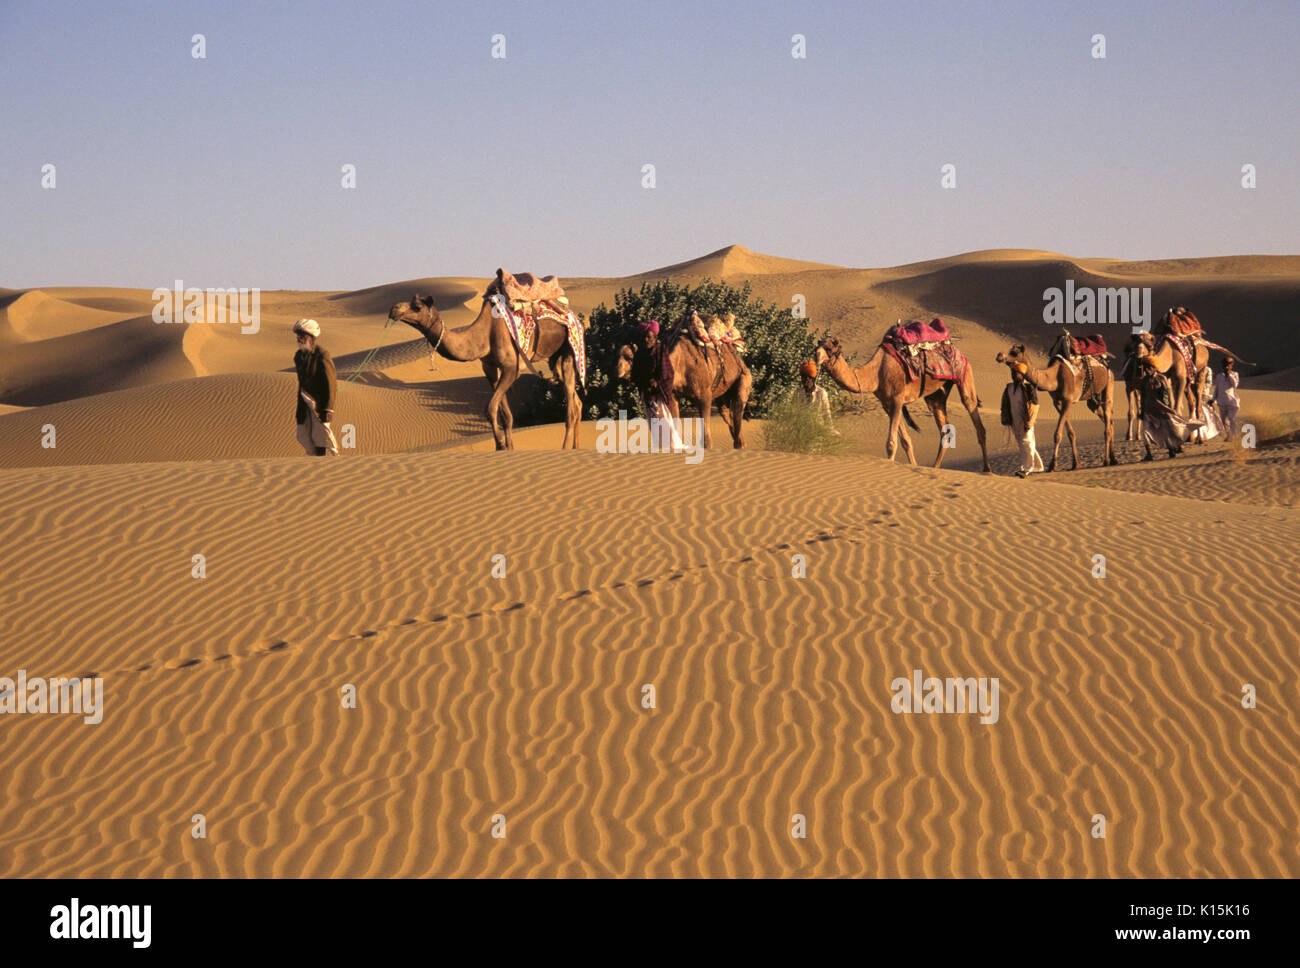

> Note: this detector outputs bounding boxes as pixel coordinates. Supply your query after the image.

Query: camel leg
[698,393,715,449]
[1170,369,1188,419]
[480,360,505,451]
[1065,415,1079,470]
[928,394,949,469]
[1125,389,1138,441]
[886,402,917,464]
[1102,397,1117,466]
[1048,404,1068,472]
[555,354,580,449]
[958,376,990,473]
[485,361,519,451]
[728,372,750,449]
[1190,370,1207,444]
[730,365,752,449]
[884,404,902,462]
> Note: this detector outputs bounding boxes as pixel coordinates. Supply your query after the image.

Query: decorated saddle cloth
[882,318,968,384]
[687,311,746,352]
[489,293,588,384]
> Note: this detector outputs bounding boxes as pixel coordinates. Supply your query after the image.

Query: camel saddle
[887,317,951,346]
[1157,307,1202,337]
[486,268,568,305]
[1069,333,1108,357]
[687,311,746,352]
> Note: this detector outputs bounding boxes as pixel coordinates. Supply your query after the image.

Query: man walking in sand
[796,360,838,434]
[632,319,686,451]
[293,318,338,456]
[1214,357,1241,438]
[1138,356,1201,460]
[1000,362,1043,477]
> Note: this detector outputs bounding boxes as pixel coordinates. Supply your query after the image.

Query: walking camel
[389,293,582,450]
[995,335,1117,470]
[813,336,991,472]
[616,322,752,449]
[1120,333,1151,441]
[1137,316,1210,423]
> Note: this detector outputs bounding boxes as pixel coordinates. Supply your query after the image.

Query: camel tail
[902,405,921,431]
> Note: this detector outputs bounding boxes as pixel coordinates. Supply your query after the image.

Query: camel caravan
[386,273,1244,473]
[812,306,1244,473]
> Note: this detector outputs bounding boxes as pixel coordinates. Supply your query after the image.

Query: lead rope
[343,316,396,383]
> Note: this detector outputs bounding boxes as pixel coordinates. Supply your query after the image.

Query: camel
[389,293,582,450]
[1119,333,1152,441]
[1137,319,1209,423]
[995,336,1117,470]
[616,323,752,449]
[813,336,991,472]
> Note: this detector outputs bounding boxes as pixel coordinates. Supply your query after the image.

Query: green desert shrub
[516,278,828,424]
[763,389,849,456]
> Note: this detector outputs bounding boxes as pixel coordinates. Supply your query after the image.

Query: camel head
[995,344,1029,368]
[388,293,439,332]
[813,337,842,370]
[614,344,636,380]
[1129,331,1155,358]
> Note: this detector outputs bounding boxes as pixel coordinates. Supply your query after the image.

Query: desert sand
[1,247,1297,876]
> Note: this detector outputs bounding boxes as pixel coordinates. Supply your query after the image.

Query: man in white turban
[292,318,338,456]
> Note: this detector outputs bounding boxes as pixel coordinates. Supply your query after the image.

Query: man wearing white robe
[1002,364,1043,477]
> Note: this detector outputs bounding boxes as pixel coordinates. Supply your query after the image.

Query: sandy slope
[0,450,1295,877]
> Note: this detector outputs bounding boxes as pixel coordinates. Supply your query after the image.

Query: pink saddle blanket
[887,317,951,345]
[486,268,567,304]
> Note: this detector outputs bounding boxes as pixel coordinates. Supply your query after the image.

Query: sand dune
[642,243,845,280]
[0,450,1295,876]
[0,372,495,467]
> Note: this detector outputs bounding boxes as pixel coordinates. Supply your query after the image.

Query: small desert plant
[762,387,848,456]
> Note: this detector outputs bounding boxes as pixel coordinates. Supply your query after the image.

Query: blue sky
[2,0,1297,288]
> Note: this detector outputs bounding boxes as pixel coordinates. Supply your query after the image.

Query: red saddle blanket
[883,340,969,384]
[1070,334,1108,357]
[1157,307,1202,336]
[887,317,951,345]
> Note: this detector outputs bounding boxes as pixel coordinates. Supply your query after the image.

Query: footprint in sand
[163,657,202,669]
[256,640,289,652]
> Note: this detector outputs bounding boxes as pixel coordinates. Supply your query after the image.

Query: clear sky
[2,0,1297,289]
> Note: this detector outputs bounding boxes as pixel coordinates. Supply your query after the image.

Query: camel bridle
[823,344,864,393]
